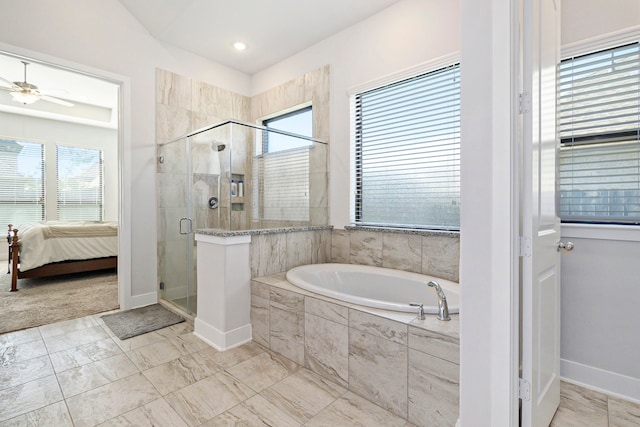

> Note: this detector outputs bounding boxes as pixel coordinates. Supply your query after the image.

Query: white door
[521,0,561,425]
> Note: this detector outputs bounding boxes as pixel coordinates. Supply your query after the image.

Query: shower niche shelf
[231,173,245,211]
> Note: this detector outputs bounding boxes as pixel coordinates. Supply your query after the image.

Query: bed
[7,221,118,292]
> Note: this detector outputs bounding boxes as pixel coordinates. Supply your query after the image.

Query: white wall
[0,0,250,307]
[561,0,640,46]
[558,0,640,402]
[251,0,460,228]
[0,112,119,222]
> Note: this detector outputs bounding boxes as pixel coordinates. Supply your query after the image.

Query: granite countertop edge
[195,225,333,237]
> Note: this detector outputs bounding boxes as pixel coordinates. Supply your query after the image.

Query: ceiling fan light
[10,90,39,105]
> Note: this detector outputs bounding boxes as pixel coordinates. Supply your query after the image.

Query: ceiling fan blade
[40,88,69,96]
[0,76,15,88]
[41,94,74,107]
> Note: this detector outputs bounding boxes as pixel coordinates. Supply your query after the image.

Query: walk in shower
[157,120,328,314]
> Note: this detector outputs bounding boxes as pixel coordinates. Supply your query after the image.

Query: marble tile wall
[251,66,330,227]
[250,276,460,426]
[249,229,331,278]
[156,69,252,296]
[331,228,460,282]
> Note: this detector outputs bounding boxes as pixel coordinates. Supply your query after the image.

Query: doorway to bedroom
[0,51,121,333]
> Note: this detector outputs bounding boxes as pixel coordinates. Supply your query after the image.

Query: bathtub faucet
[409,303,425,320]
[428,280,451,321]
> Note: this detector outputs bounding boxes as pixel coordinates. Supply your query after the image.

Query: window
[559,42,640,224]
[354,64,460,230]
[253,107,313,223]
[0,140,45,227]
[262,106,313,153]
[56,146,103,221]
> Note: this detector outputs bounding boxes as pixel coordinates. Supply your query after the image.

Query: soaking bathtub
[285,263,459,314]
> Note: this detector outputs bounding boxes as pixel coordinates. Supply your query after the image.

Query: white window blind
[56,145,103,221]
[354,64,460,230]
[253,147,310,222]
[0,140,45,226]
[559,42,640,223]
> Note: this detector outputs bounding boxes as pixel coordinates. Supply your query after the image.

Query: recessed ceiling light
[233,42,247,51]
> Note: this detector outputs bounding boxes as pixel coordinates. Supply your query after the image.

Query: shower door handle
[179,217,192,235]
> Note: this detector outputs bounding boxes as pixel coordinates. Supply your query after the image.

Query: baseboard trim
[194,318,252,351]
[561,358,640,403]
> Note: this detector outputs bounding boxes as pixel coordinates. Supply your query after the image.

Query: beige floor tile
[203,394,300,427]
[0,354,53,391]
[66,373,160,427]
[39,316,98,338]
[226,351,300,393]
[154,322,194,339]
[560,381,608,409]
[550,382,608,427]
[142,354,209,395]
[0,328,42,349]
[608,396,640,427]
[165,371,255,426]
[108,330,166,352]
[0,375,63,422]
[166,333,210,354]
[126,337,192,371]
[192,341,265,371]
[0,339,48,366]
[57,353,140,398]
[43,325,110,354]
[260,369,346,424]
[49,337,122,373]
[97,398,188,427]
[306,391,407,427]
[0,401,73,427]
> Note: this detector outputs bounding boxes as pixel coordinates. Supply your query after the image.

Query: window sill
[561,223,640,242]
[345,225,460,238]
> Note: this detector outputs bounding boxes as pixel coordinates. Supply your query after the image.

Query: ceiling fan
[0,61,74,107]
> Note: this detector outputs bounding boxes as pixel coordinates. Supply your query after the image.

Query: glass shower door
[158,137,195,314]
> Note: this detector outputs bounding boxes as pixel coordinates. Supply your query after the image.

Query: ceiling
[117,0,403,74]
[0,0,402,126]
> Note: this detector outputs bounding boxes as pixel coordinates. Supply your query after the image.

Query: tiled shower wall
[156,66,331,294]
[156,70,251,298]
[251,65,330,228]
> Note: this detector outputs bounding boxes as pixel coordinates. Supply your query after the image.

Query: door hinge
[519,236,532,257]
[519,378,531,401]
[519,92,530,114]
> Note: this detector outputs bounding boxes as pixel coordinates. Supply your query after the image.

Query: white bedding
[17,221,118,271]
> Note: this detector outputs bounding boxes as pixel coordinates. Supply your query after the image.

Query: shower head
[210,140,226,152]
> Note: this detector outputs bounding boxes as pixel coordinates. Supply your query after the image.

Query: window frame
[558,41,640,226]
[351,61,461,231]
[0,139,46,226]
[262,105,313,154]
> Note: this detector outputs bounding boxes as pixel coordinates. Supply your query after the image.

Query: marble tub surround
[333,227,460,282]
[194,226,332,278]
[250,273,460,426]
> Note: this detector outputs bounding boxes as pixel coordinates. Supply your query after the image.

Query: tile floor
[1,311,638,426]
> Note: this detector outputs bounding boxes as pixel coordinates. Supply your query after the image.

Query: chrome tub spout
[428,280,451,321]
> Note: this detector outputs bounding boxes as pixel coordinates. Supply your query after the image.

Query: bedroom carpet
[101,303,184,340]
[0,270,118,334]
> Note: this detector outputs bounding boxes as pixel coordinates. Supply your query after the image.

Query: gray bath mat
[101,304,184,340]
